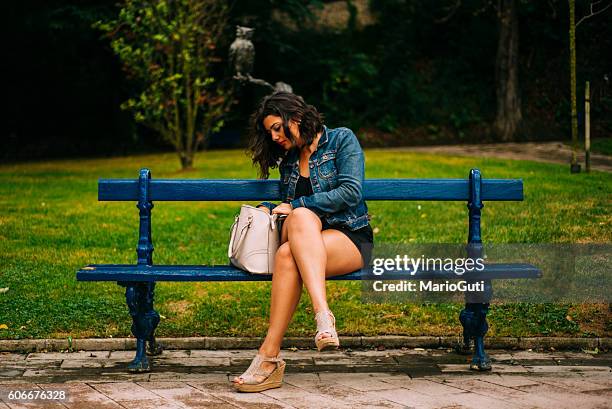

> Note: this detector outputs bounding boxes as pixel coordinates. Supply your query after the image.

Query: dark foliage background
[3,0,611,161]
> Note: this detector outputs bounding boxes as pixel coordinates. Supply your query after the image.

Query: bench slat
[77,263,540,282]
[98,179,523,202]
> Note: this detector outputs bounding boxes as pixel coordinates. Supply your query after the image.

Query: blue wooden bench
[77,168,540,373]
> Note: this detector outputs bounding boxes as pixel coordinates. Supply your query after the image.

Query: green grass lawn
[0,150,610,340]
[590,137,612,156]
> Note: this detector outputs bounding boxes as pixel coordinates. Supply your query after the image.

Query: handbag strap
[270,213,279,230]
[228,214,253,258]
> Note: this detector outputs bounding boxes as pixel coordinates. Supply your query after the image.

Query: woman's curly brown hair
[248,91,324,179]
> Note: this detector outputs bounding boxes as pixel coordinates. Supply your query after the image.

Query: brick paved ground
[0,348,610,408]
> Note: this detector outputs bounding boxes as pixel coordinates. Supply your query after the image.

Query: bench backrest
[98,168,523,265]
[99,172,523,202]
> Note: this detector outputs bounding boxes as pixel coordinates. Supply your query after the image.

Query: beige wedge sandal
[232,353,286,393]
[315,310,340,351]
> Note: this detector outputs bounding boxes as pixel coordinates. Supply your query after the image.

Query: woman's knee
[274,243,297,272]
[288,207,317,220]
[285,207,320,233]
[276,242,292,259]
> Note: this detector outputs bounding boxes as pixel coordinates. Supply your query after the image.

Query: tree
[494,0,522,141]
[96,0,232,169]
[422,0,523,142]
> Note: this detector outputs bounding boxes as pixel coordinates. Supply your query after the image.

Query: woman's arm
[256,202,276,213]
[290,129,364,214]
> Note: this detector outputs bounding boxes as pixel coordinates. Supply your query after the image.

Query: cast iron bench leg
[143,282,163,357]
[123,282,162,372]
[459,302,492,371]
[463,169,492,371]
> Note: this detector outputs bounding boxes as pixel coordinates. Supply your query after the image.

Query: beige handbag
[228,205,280,274]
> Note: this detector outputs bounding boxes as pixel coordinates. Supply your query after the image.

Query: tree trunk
[179,152,194,170]
[494,0,522,141]
[569,0,578,166]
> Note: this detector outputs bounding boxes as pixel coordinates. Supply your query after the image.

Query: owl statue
[229,26,255,78]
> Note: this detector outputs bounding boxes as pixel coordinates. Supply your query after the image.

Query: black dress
[291,175,373,265]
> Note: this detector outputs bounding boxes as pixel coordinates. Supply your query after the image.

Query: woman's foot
[232,353,286,393]
[315,310,340,351]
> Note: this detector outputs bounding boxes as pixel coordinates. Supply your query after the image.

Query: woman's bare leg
[285,208,328,313]
[318,229,364,341]
[234,214,365,384]
[260,243,303,356]
[321,229,364,277]
[233,242,302,383]
[285,208,364,314]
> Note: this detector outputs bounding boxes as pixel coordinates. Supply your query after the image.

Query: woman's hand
[272,203,292,216]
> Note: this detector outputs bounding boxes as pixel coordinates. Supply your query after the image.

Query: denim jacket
[259,125,370,231]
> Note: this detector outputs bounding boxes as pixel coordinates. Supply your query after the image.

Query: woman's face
[263,115,300,151]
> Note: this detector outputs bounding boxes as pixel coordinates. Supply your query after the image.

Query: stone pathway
[378,141,612,172]
[0,348,610,408]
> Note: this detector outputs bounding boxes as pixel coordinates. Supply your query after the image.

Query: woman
[232,92,373,392]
